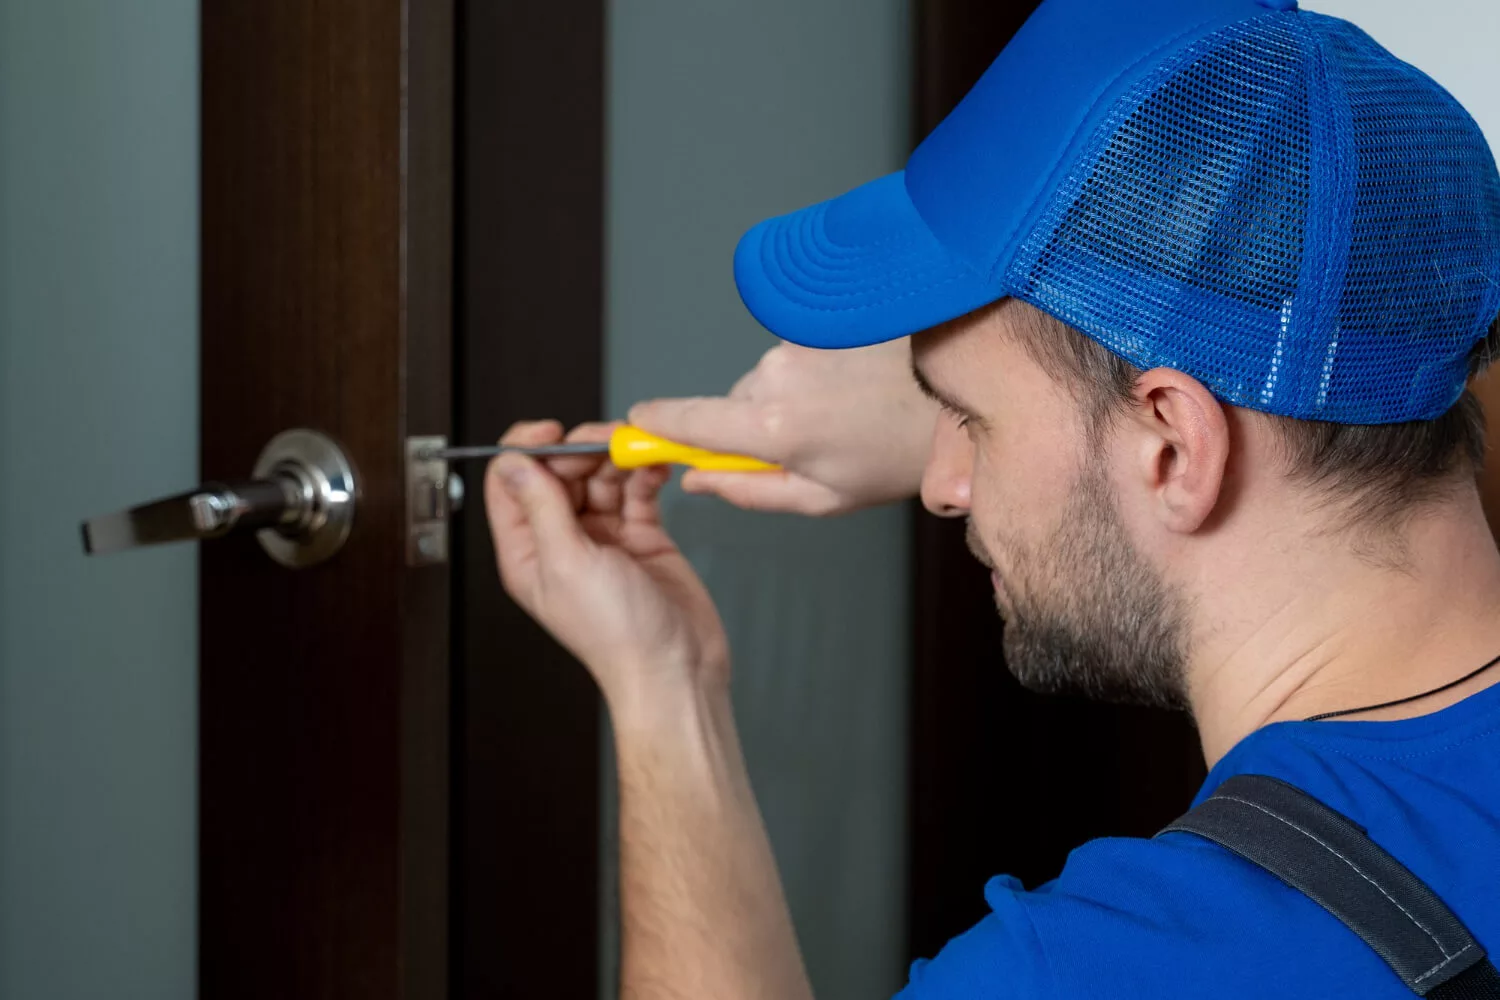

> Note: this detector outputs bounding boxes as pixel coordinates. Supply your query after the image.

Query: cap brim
[733,171,997,349]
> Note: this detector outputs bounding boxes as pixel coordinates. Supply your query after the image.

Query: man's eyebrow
[911,361,979,420]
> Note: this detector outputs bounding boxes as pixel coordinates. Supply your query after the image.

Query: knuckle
[728,368,758,397]
[640,398,684,429]
[758,345,792,378]
[757,401,788,444]
[501,419,562,446]
[567,420,614,443]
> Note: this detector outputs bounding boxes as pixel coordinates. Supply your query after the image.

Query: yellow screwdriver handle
[608,425,780,472]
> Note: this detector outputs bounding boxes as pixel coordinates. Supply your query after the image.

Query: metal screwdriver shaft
[418,442,610,462]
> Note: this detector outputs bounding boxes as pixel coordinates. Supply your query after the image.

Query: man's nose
[920,416,972,518]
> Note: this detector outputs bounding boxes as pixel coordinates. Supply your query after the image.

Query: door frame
[450,1,607,996]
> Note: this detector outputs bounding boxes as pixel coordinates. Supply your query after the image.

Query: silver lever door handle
[80,429,358,569]
[82,478,305,554]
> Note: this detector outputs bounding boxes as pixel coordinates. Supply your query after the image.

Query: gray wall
[13,3,1490,1000]
[603,2,913,998]
[0,2,198,998]
[1306,0,1500,144]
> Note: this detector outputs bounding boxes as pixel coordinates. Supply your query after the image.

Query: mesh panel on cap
[1326,19,1500,421]
[1009,12,1500,424]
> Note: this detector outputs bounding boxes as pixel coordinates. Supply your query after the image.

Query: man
[484,0,1500,996]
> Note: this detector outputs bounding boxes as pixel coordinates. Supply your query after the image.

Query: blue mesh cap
[733,0,1500,423]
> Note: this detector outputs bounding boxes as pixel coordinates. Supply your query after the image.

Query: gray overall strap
[1160,774,1500,999]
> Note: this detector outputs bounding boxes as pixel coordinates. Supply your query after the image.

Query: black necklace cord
[1305,652,1500,722]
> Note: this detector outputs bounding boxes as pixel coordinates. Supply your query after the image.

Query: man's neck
[1187,489,1500,766]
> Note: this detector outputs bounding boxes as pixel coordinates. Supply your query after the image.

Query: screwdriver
[420,425,780,472]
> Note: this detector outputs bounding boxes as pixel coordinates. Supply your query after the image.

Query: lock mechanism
[405,436,463,567]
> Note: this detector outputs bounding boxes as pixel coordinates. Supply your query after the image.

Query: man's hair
[1008,302,1500,530]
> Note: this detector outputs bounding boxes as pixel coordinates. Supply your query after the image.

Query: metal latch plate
[406,436,450,567]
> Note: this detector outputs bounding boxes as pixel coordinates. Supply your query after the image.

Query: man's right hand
[628,338,938,516]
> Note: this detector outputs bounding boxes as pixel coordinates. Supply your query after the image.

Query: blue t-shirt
[897,681,1500,999]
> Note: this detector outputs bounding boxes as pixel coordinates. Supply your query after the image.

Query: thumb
[492,453,592,564]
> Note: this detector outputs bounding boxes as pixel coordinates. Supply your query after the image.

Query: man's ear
[1126,368,1230,534]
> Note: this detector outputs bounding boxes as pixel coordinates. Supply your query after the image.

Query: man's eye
[944,407,972,431]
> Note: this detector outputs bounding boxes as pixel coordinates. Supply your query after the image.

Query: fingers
[486,424,595,601]
[626,397,786,462]
[486,423,561,569]
[501,420,619,512]
[490,452,593,567]
[545,422,613,512]
[621,465,671,527]
[500,419,564,448]
[563,422,630,514]
[680,469,845,516]
[545,421,619,480]
[484,457,539,598]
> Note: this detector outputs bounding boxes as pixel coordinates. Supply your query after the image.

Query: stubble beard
[969,468,1191,711]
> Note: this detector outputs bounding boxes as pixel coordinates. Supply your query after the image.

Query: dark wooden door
[198,2,453,997]
[907,0,1207,964]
